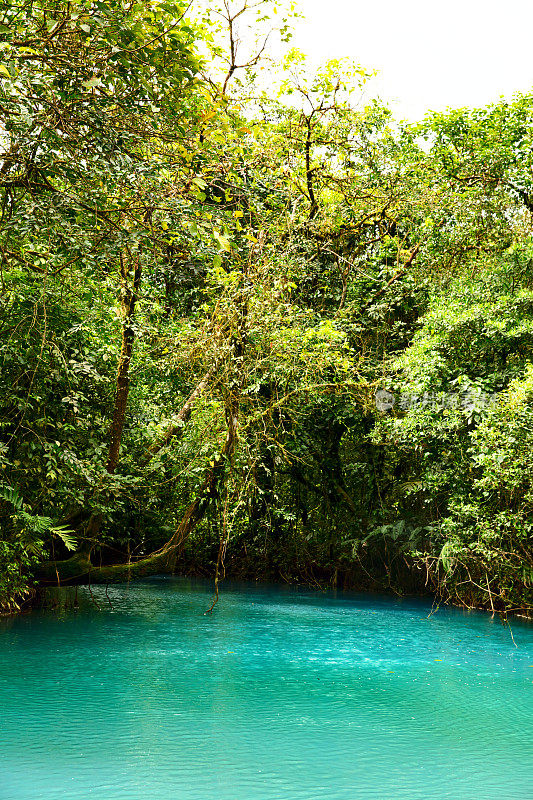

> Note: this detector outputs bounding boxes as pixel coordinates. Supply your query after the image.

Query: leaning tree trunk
[37,390,240,585]
[163,385,240,573]
[141,360,219,466]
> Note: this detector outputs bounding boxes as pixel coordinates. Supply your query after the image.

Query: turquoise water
[0,579,532,800]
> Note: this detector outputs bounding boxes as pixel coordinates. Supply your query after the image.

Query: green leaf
[82,76,101,90]
[213,231,231,251]
[50,526,77,552]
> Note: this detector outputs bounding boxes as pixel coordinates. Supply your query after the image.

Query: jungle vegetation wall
[0,0,532,615]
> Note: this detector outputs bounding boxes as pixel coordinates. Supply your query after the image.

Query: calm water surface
[0,578,532,800]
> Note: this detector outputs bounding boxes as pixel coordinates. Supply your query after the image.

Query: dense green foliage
[1,0,531,614]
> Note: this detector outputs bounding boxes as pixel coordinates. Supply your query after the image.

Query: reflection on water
[0,578,532,800]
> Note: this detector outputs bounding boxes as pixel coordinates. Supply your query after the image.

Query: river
[1,578,531,799]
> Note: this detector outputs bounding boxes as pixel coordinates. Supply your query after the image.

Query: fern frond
[50,525,77,551]
[0,484,23,511]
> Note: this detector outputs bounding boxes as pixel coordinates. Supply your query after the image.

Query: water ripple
[0,579,531,800]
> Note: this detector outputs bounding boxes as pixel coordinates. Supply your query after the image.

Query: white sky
[288,0,533,120]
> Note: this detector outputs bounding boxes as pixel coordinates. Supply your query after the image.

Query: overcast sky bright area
[283,0,533,121]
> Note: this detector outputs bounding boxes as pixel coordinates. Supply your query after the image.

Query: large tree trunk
[80,250,142,550]
[107,251,142,474]
[305,116,318,220]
